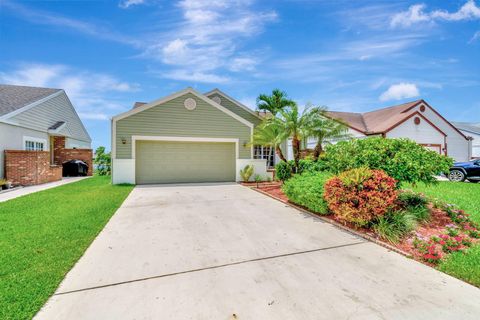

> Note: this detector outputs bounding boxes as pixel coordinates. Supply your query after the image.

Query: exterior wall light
[121,137,127,144]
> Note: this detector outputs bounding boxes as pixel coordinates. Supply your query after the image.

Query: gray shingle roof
[0,84,62,117]
[452,122,480,135]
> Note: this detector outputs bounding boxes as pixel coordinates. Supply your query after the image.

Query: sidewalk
[0,177,90,203]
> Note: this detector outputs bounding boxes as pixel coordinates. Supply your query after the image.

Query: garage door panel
[136,141,235,184]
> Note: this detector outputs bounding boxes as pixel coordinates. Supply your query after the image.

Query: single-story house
[111,87,271,184]
[112,89,472,185]
[452,122,480,159]
[314,100,471,163]
[0,84,92,186]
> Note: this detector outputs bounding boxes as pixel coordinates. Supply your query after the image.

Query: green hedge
[322,137,453,185]
[282,172,332,214]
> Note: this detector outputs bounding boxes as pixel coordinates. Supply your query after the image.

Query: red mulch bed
[245,182,478,264]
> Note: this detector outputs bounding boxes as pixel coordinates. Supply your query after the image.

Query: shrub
[275,161,293,181]
[324,168,398,226]
[322,138,453,185]
[397,190,430,223]
[282,172,332,214]
[240,164,254,182]
[397,190,428,208]
[374,211,417,243]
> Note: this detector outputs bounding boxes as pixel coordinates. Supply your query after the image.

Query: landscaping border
[247,185,412,258]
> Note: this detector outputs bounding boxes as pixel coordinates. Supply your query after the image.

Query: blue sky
[1,0,479,150]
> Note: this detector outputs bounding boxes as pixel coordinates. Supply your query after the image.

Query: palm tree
[278,103,311,171]
[305,106,351,161]
[256,89,296,116]
[251,118,287,162]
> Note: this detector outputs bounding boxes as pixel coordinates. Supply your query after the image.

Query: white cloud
[3,1,138,46]
[390,4,431,28]
[470,30,480,42]
[0,63,139,121]
[229,57,258,72]
[159,70,230,83]
[379,83,420,101]
[143,0,277,82]
[119,0,145,9]
[431,0,480,21]
[391,0,480,28]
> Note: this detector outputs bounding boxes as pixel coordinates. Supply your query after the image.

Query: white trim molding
[131,135,240,159]
[112,87,254,129]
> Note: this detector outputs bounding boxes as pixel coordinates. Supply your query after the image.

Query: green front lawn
[0,176,133,320]
[408,181,480,286]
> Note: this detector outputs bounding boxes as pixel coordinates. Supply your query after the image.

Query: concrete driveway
[36,183,480,319]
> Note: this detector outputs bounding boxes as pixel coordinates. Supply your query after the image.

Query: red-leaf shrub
[324,168,398,226]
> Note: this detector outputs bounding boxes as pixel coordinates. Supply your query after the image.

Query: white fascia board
[0,90,64,121]
[204,88,263,120]
[112,87,254,129]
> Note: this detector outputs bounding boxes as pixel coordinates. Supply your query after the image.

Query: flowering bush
[323,168,398,226]
[413,238,443,263]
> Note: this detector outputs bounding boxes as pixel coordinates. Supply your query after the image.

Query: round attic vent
[212,96,222,104]
[414,117,421,125]
[420,105,426,112]
[184,98,197,110]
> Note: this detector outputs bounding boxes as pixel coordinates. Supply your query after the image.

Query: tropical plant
[322,137,453,186]
[239,164,254,182]
[256,89,296,116]
[278,103,311,172]
[282,172,332,214]
[94,146,111,176]
[324,168,398,226]
[374,211,417,243]
[251,119,287,162]
[304,106,352,161]
[254,174,263,187]
[275,161,293,181]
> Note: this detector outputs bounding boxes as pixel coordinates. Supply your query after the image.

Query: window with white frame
[24,137,46,151]
[253,145,275,168]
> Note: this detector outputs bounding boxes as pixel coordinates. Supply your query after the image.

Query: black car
[449,159,480,183]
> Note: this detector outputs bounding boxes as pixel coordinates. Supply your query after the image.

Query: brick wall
[4,151,62,186]
[53,136,93,176]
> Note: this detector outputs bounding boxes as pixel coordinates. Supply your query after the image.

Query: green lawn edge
[0,176,134,320]
[408,181,480,287]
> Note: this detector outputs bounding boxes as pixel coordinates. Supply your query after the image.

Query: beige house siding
[9,92,91,144]
[207,93,262,126]
[115,93,252,159]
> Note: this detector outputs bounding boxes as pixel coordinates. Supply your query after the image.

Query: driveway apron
[35,183,480,319]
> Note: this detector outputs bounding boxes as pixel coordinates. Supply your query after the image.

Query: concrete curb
[248,186,413,258]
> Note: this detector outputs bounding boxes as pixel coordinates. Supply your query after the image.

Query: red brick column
[53,136,93,176]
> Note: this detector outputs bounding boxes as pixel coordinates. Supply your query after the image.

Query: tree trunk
[313,141,323,161]
[292,137,301,173]
[275,145,287,162]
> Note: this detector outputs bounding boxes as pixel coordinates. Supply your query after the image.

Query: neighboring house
[0,84,93,186]
[318,100,471,163]
[111,87,271,184]
[452,122,480,159]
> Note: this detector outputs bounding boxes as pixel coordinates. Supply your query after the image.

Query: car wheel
[449,170,465,182]
[468,179,479,183]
